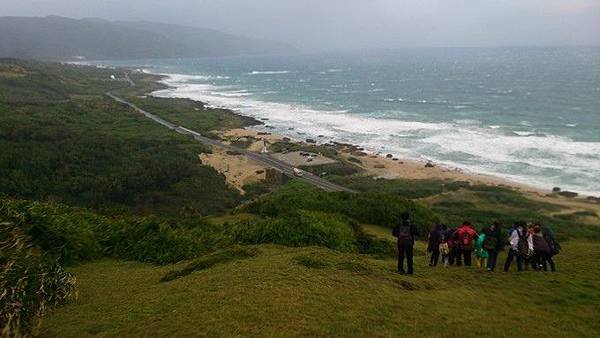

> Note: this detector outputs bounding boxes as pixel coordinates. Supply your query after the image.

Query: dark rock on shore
[425,162,435,168]
[386,154,393,158]
[239,115,263,127]
[552,187,561,192]
[558,191,578,198]
[306,139,317,144]
[587,196,600,203]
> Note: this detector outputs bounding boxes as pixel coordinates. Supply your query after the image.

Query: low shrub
[246,181,439,236]
[353,228,397,258]
[0,198,102,264]
[231,210,356,252]
[1,222,77,337]
[0,197,226,265]
[299,162,362,177]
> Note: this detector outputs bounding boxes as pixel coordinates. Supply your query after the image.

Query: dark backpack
[483,235,498,251]
[532,235,551,254]
[543,228,560,255]
[394,224,412,244]
[517,232,530,258]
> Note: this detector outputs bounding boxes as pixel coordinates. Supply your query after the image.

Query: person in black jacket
[541,224,559,272]
[483,221,504,272]
[427,223,444,267]
[392,212,420,274]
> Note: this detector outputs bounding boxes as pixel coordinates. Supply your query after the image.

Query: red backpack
[461,229,475,250]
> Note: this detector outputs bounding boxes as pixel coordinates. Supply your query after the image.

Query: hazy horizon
[2,0,599,52]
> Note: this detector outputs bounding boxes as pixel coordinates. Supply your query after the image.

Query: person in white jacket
[503,222,529,272]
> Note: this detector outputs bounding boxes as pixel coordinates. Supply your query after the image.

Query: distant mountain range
[0,15,298,60]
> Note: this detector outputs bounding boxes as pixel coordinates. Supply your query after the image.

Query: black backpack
[393,223,412,244]
[517,232,530,258]
[483,235,498,251]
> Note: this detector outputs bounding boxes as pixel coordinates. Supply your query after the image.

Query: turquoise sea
[99,47,600,195]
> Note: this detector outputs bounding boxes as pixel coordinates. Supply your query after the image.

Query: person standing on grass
[474,227,489,269]
[531,224,552,271]
[524,223,537,270]
[483,222,504,272]
[454,221,478,266]
[541,223,559,272]
[445,227,458,266]
[427,223,444,267]
[504,222,528,272]
[392,212,420,275]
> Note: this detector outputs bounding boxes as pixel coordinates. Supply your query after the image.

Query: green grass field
[42,240,600,337]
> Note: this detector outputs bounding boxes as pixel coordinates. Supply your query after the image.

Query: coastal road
[106,91,356,193]
[124,73,136,87]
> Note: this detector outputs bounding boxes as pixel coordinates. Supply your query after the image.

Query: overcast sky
[2,0,599,51]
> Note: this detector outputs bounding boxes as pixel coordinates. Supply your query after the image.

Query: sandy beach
[208,127,600,220]
[220,128,544,192]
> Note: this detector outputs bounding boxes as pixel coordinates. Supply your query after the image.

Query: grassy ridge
[40,242,600,337]
[331,176,600,240]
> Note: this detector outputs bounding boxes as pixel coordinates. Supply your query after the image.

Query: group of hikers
[392,213,561,275]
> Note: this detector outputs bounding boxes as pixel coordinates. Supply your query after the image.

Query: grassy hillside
[331,176,600,241]
[0,59,247,215]
[41,241,600,337]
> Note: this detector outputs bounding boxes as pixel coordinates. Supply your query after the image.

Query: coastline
[221,127,549,194]
[217,127,600,221]
[131,68,598,204]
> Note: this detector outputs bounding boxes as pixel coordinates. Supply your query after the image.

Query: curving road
[106,91,356,193]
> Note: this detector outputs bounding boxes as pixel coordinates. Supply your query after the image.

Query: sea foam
[154,72,600,195]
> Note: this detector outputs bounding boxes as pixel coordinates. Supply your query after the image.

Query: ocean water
[99,48,600,195]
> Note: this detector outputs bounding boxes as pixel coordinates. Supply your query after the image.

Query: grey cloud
[2,0,599,51]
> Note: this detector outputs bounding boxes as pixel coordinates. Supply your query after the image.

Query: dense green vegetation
[330,176,470,198]
[0,194,396,265]
[331,176,600,240]
[298,161,363,177]
[269,140,340,158]
[124,96,258,138]
[246,181,439,235]
[0,59,241,215]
